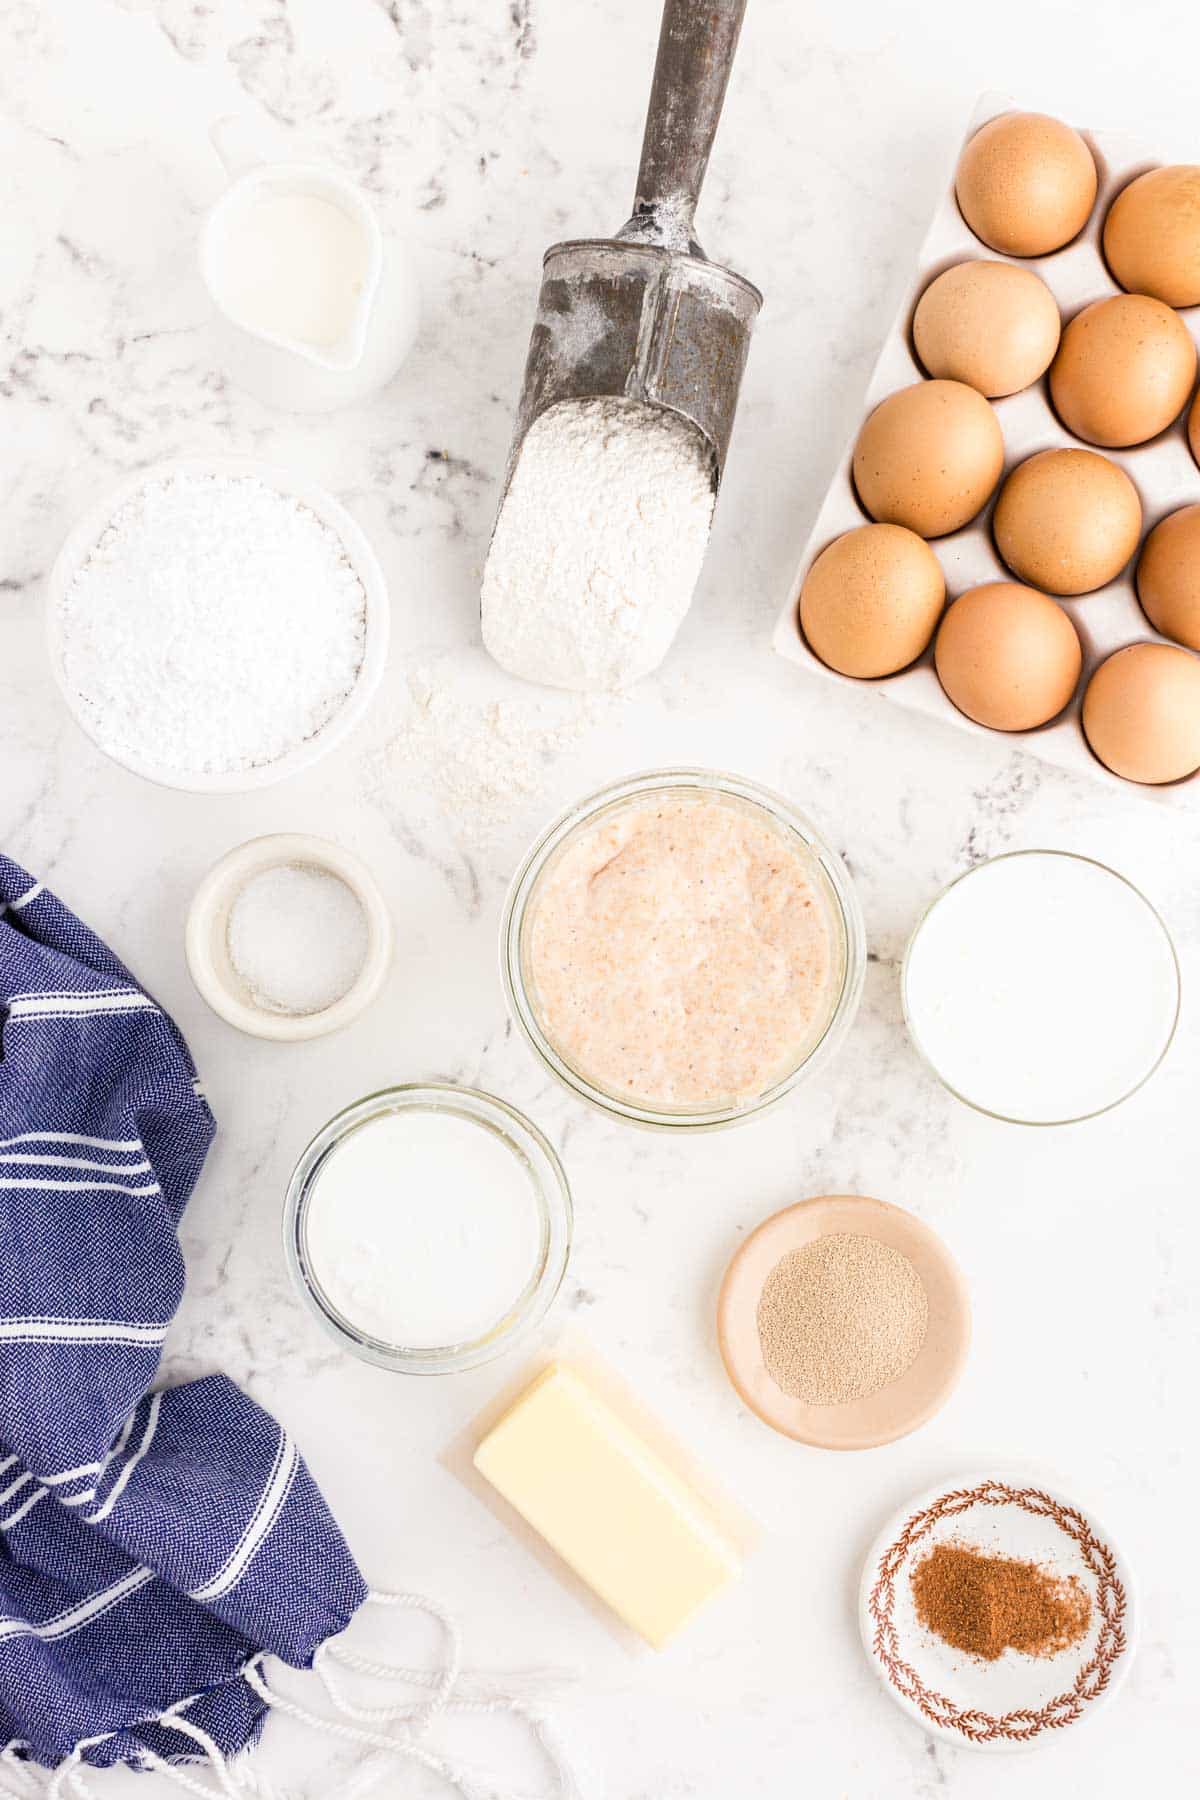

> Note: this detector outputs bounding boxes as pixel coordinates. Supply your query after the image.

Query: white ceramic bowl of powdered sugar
[46,455,389,792]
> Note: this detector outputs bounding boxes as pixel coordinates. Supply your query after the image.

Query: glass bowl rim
[900,847,1182,1127]
[500,766,867,1131]
[283,1081,573,1374]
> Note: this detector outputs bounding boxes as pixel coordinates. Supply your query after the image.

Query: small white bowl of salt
[186,834,392,1041]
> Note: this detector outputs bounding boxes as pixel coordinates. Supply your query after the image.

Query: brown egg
[913,260,1061,398]
[853,381,1004,538]
[1050,295,1197,447]
[935,581,1082,730]
[799,523,945,678]
[1137,504,1200,650]
[993,449,1142,595]
[1104,166,1200,308]
[955,112,1097,256]
[1190,390,1200,469]
[1083,643,1200,783]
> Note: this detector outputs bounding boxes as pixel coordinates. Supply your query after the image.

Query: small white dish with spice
[186,833,392,1041]
[860,1472,1138,1753]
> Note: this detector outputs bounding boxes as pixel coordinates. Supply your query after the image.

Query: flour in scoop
[481,397,715,693]
[302,1109,544,1350]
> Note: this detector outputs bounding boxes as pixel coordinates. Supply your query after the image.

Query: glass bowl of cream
[501,769,866,1130]
[284,1084,572,1374]
[902,849,1180,1126]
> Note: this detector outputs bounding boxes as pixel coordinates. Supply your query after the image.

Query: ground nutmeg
[911,1541,1092,1661]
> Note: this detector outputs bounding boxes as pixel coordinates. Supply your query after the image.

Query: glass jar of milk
[284,1085,572,1374]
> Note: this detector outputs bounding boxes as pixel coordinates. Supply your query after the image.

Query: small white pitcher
[200,118,420,413]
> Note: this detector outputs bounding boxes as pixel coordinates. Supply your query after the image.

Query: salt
[227,863,368,1016]
[58,472,366,777]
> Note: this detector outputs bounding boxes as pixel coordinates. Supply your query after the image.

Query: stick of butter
[473,1362,741,1648]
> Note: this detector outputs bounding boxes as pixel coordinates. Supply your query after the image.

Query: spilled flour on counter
[481,396,715,693]
[363,656,617,849]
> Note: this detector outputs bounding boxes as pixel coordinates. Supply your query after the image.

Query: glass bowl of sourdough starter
[284,1084,572,1375]
[501,770,866,1131]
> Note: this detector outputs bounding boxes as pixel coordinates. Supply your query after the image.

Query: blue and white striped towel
[0,857,366,1773]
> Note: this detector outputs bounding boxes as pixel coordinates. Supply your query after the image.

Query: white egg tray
[773,94,1200,805]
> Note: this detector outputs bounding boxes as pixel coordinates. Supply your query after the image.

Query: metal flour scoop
[498,0,761,501]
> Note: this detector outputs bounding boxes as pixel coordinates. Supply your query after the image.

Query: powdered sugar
[57,472,366,777]
[481,397,715,693]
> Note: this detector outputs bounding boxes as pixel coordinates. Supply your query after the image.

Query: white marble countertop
[3,0,1199,1794]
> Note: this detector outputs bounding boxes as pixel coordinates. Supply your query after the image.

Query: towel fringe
[38,1591,585,1800]
[0,1742,40,1799]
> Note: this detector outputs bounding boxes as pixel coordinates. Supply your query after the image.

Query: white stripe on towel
[86,1392,162,1523]
[0,1177,160,1196]
[0,1318,167,1346]
[0,1133,143,1153]
[10,1015,156,1029]
[4,988,133,1004]
[36,1400,142,1521]
[45,1407,139,1500]
[0,1566,154,1643]
[7,993,156,1019]
[7,1001,153,1023]
[110,1409,138,1457]
[189,1428,298,1601]
[0,1474,30,1507]
[0,1155,152,1174]
[0,1489,45,1532]
[7,884,43,912]
[41,1459,102,1487]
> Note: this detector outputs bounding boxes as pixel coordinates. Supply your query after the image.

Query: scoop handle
[628,0,749,251]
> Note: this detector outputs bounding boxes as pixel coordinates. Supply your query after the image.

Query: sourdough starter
[523,792,839,1111]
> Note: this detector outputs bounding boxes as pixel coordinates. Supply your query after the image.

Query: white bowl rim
[185,831,393,1041]
[45,453,389,793]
